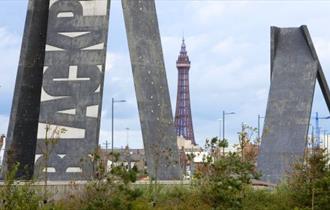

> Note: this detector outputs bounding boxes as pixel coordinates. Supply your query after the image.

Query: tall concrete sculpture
[3,0,50,179]
[33,0,111,180]
[4,0,181,180]
[122,0,181,180]
[257,26,330,184]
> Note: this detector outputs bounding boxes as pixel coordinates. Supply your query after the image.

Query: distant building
[98,136,205,180]
[100,147,146,174]
[177,136,199,151]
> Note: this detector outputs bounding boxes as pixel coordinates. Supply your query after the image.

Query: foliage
[236,124,259,163]
[73,149,142,210]
[203,137,229,161]
[286,148,330,210]
[0,164,41,210]
[37,124,66,202]
[197,152,258,209]
[0,132,329,210]
[241,185,292,210]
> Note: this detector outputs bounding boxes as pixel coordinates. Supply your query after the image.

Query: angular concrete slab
[3,0,50,179]
[257,26,329,184]
[122,0,181,180]
[34,0,111,180]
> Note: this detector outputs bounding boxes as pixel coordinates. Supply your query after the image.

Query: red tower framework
[174,39,195,145]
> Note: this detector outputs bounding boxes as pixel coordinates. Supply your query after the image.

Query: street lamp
[126,127,130,147]
[326,133,330,157]
[125,127,131,170]
[222,111,235,141]
[257,115,265,144]
[218,119,222,139]
[111,98,126,153]
[322,130,328,149]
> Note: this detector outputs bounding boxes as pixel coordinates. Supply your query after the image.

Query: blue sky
[1,0,330,149]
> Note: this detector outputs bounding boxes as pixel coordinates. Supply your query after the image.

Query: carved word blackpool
[35,0,110,180]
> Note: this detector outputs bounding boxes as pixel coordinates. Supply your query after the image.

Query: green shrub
[0,164,41,210]
[196,152,257,209]
[287,149,330,210]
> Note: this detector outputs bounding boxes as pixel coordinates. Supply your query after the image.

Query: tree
[198,152,257,209]
[287,148,330,210]
[237,124,259,164]
[37,124,66,202]
[79,148,141,210]
[196,136,258,209]
[204,137,228,161]
[218,138,229,156]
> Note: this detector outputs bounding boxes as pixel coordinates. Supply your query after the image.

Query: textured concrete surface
[122,0,182,180]
[257,26,321,184]
[34,0,111,180]
[2,0,50,180]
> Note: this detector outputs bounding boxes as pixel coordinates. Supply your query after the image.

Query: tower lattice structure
[174,39,195,145]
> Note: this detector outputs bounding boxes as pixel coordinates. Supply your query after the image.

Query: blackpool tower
[174,39,196,145]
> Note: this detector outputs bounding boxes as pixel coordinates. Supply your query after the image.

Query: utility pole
[257,115,264,144]
[323,130,327,149]
[327,133,329,157]
[222,111,235,141]
[125,127,131,170]
[111,98,126,154]
[218,119,222,139]
[111,98,114,154]
[126,127,130,147]
[222,111,225,141]
[103,140,109,151]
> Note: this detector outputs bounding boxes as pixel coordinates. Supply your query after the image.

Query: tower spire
[174,39,195,145]
[180,37,186,54]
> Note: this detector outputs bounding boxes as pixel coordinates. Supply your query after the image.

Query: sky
[1,0,330,150]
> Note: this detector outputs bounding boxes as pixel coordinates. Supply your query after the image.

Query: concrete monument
[4,0,181,180]
[4,0,50,179]
[122,0,182,180]
[257,26,330,184]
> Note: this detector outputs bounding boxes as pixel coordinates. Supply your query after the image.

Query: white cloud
[105,52,124,72]
[186,1,249,26]
[212,37,253,56]
[0,27,20,48]
[188,2,225,24]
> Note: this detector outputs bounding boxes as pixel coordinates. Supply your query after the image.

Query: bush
[0,164,41,210]
[286,149,330,210]
[196,152,258,209]
[242,185,292,210]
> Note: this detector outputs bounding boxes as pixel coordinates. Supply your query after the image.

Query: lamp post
[257,115,264,145]
[103,140,110,151]
[125,127,131,170]
[222,111,235,141]
[111,98,126,153]
[327,133,329,157]
[126,127,130,147]
[218,119,222,139]
[323,130,328,149]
